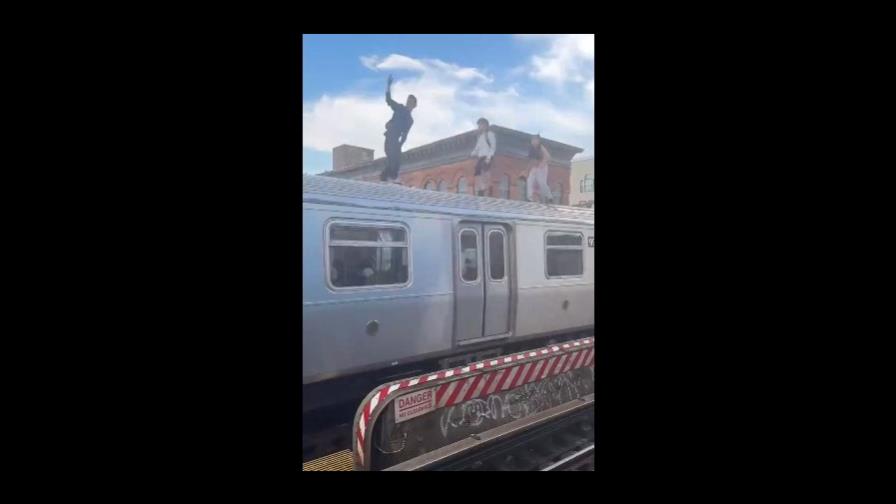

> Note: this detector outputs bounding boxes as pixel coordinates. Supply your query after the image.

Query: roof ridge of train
[303,174,595,224]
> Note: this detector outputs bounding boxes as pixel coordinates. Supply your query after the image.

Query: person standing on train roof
[380,74,416,184]
[526,134,553,204]
[471,118,496,197]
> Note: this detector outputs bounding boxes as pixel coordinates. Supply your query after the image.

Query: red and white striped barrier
[352,336,595,469]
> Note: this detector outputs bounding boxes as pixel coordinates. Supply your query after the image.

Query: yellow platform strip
[302,449,354,471]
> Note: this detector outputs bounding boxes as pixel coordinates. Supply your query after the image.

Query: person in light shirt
[470,118,496,197]
[526,134,553,204]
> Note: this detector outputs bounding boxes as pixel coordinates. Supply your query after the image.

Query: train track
[303,402,595,471]
[437,412,595,471]
[539,444,595,471]
[303,421,352,463]
[303,400,594,471]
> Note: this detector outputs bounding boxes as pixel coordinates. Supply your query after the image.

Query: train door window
[488,230,505,280]
[459,229,479,283]
[545,231,584,278]
[327,222,410,289]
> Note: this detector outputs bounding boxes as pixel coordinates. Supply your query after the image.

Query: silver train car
[303,175,595,411]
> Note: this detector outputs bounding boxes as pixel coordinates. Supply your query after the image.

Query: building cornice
[322,125,584,178]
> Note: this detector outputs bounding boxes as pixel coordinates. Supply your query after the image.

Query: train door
[455,222,511,343]
[483,224,510,337]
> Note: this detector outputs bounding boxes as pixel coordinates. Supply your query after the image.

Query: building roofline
[320,125,584,177]
[333,143,373,151]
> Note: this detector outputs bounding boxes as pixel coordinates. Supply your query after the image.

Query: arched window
[517,177,527,201]
[424,180,436,191]
[437,180,447,192]
[498,175,510,199]
[457,177,468,194]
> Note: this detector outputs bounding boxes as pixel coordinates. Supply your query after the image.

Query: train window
[459,229,479,283]
[488,230,505,281]
[330,225,406,243]
[545,231,584,278]
[327,222,409,289]
[546,233,582,246]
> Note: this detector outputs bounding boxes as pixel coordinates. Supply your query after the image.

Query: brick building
[321,125,583,205]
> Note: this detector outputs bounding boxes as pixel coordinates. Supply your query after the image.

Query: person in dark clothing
[381,74,416,183]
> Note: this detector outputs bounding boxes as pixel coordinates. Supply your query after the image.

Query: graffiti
[439,395,504,437]
[438,369,593,438]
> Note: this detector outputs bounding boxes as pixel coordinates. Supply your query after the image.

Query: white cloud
[461,86,519,100]
[303,94,394,155]
[366,54,428,72]
[425,58,492,82]
[360,54,491,82]
[360,55,379,70]
[508,65,528,77]
[517,34,594,88]
[460,88,490,99]
[303,52,594,173]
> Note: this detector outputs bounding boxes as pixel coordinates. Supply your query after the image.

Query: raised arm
[385,74,399,110]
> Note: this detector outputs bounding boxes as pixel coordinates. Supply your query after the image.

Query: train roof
[303,174,595,225]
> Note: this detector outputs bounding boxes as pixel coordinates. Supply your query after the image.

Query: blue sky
[303,34,594,174]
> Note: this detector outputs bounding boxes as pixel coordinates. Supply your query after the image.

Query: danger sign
[394,388,436,423]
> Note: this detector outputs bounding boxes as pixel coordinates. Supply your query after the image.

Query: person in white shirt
[470,118,496,197]
[526,134,553,204]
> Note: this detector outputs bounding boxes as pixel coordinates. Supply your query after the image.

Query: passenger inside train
[329,242,408,287]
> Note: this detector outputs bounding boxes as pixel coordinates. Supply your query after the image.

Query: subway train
[302,174,595,412]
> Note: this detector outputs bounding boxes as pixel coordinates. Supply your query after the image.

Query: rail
[383,394,594,471]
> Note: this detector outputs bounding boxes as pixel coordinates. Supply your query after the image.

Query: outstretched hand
[387,74,394,87]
